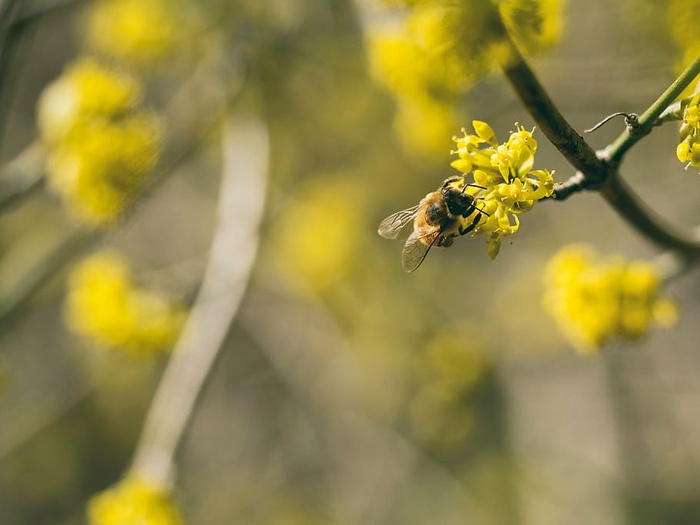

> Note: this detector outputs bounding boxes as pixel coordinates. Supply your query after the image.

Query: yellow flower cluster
[38,57,162,225]
[86,0,198,66]
[451,121,555,259]
[88,476,183,525]
[408,332,487,452]
[367,1,503,156]
[676,93,700,171]
[542,245,678,354]
[498,0,564,56]
[367,0,563,155]
[66,250,184,355]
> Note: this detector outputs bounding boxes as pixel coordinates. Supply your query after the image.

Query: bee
[378,175,487,272]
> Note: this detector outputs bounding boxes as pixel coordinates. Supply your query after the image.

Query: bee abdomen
[425,200,449,226]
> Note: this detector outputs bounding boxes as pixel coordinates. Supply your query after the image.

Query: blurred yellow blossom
[367,0,563,155]
[366,1,500,156]
[393,96,458,157]
[86,0,201,66]
[668,0,700,88]
[450,121,555,258]
[274,180,364,294]
[88,476,183,525]
[38,57,162,225]
[408,331,487,452]
[542,245,678,354]
[499,0,564,56]
[37,57,142,145]
[66,250,185,355]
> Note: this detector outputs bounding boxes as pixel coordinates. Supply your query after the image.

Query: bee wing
[401,230,438,273]
[378,205,421,240]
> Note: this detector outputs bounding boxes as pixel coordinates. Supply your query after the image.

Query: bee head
[442,180,480,217]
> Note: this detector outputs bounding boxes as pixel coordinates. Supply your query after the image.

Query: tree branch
[499,41,700,257]
[606,54,700,165]
[130,98,269,487]
[498,39,604,182]
[0,141,45,213]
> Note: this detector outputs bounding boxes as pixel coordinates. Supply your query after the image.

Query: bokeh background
[2,0,700,524]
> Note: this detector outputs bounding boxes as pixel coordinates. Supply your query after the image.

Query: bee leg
[437,234,455,247]
[458,211,483,236]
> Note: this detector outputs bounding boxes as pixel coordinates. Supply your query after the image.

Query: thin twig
[0,228,96,331]
[606,53,700,164]
[130,98,269,487]
[13,0,89,25]
[0,0,34,153]
[0,141,46,213]
[500,40,700,255]
[584,112,639,134]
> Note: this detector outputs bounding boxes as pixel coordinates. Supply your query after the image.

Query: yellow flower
[274,179,364,293]
[367,0,564,104]
[46,113,161,224]
[499,0,564,56]
[542,245,678,354]
[366,1,505,157]
[393,95,459,157]
[38,57,162,224]
[37,57,142,145]
[86,0,199,66]
[677,93,700,172]
[88,476,183,525]
[450,121,555,259]
[66,250,185,355]
[367,0,564,157]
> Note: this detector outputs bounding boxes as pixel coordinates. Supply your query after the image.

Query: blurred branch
[0,141,46,213]
[0,375,93,460]
[0,0,35,153]
[13,0,88,25]
[130,95,269,487]
[0,0,21,59]
[0,227,96,331]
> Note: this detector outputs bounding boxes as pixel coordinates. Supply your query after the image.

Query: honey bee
[378,175,487,272]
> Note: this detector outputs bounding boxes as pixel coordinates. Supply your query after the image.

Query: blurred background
[2,0,700,524]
